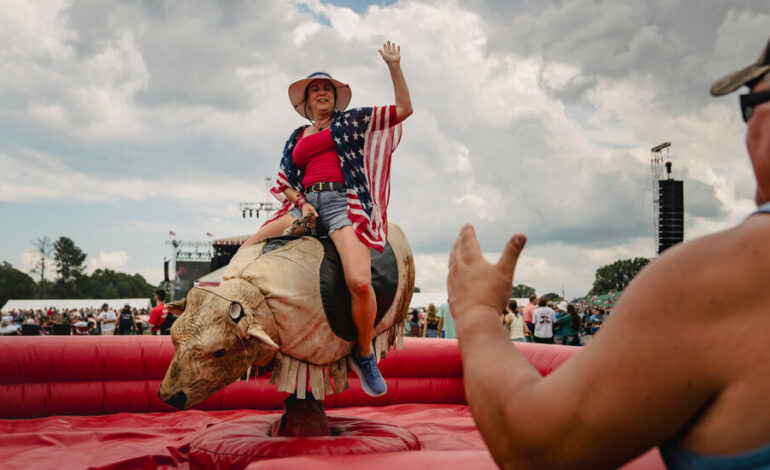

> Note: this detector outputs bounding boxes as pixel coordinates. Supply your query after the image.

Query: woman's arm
[379,41,413,124]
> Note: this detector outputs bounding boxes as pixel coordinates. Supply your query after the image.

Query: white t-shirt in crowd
[533,306,555,338]
[98,310,117,332]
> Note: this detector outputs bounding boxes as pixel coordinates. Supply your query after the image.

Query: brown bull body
[159,224,414,409]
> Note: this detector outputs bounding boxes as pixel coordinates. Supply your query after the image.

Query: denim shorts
[289,188,352,236]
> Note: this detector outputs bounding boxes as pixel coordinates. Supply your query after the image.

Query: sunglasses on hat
[740,89,770,122]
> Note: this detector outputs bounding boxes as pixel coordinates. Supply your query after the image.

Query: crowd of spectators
[0,304,151,336]
[1,289,175,337]
[407,295,611,346]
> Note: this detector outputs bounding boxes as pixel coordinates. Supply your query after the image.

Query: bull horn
[166,299,186,316]
[246,323,279,351]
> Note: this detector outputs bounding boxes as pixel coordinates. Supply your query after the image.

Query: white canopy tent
[195,266,228,287]
[409,292,448,309]
[2,298,152,313]
[409,294,531,311]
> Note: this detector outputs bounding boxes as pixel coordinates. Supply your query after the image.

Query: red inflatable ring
[188,414,421,469]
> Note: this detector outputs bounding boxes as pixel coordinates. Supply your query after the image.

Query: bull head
[158,283,279,410]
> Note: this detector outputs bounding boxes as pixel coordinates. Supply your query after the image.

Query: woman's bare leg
[237,213,295,253]
[329,226,375,356]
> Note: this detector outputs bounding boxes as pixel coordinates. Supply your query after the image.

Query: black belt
[306,182,347,193]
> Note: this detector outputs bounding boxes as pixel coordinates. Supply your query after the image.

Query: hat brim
[288,76,351,119]
[710,63,770,96]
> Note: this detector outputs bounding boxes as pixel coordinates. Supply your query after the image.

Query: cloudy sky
[1,0,768,299]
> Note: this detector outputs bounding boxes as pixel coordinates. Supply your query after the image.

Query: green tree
[589,257,650,295]
[511,284,536,298]
[86,269,156,300]
[543,292,562,302]
[53,236,86,283]
[51,237,88,298]
[0,261,37,307]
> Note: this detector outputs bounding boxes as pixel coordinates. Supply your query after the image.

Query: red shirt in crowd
[149,303,166,333]
[522,302,536,324]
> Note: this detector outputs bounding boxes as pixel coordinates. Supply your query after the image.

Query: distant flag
[169,231,176,236]
[206,232,213,237]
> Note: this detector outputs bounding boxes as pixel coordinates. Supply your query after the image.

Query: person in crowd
[148,289,167,335]
[552,301,567,344]
[446,35,770,469]
[236,41,412,397]
[116,303,138,335]
[531,296,555,344]
[406,309,422,337]
[503,299,526,342]
[422,303,442,338]
[556,303,581,346]
[521,294,537,342]
[1,316,20,336]
[97,304,117,335]
[437,301,456,339]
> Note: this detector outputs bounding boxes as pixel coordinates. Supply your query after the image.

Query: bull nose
[162,390,187,410]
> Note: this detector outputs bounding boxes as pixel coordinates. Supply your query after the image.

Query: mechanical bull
[159,224,414,410]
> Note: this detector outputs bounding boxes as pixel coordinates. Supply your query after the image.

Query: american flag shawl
[264,105,402,253]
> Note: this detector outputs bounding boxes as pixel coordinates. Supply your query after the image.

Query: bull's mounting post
[269,394,331,437]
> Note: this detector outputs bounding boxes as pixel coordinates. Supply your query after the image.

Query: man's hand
[448,224,526,320]
[379,40,401,66]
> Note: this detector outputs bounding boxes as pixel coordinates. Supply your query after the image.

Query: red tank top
[292,128,345,187]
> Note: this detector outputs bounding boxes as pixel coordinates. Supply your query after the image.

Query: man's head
[529,294,537,304]
[154,289,166,303]
[711,36,770,205]
[538,296,548,307]
[101,303,108,311]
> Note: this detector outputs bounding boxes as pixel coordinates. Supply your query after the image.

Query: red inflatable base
[189,414,421,469]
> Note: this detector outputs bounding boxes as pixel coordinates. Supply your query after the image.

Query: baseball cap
[711,36,770,96]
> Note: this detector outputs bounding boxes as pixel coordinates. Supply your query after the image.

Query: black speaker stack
[658,179,684,253]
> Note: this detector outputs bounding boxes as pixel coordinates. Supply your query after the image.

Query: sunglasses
[740,89,770,122]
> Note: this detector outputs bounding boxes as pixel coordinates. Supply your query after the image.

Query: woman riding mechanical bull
[237,41,413,397]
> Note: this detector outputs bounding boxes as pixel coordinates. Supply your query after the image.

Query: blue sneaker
[348,351,387,397]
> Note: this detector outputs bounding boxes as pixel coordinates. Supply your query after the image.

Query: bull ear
[166,299,186,316]
[246,323,279,351]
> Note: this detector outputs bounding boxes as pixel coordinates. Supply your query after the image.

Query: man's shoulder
[615,222,769,324]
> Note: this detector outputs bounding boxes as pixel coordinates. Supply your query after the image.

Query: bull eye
[214,349,226,358]
[229,303,243,322]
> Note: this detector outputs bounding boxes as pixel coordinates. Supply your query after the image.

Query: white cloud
[1,0,767,300]
[14,249,56,281]
[88,251,129,272]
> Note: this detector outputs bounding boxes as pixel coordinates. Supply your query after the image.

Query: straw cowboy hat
[288,71,351,119]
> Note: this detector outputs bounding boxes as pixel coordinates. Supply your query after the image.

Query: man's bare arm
[448,225,726,469]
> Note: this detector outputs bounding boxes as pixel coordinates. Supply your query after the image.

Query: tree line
[0,236,158,308]
[510,256,650,301]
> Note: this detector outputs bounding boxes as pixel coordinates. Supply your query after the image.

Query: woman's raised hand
[379,41,401,66]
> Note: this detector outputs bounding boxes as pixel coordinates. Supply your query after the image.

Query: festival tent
[1,298,152,313]
[195,266,228,287]
[409,292,447,309]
